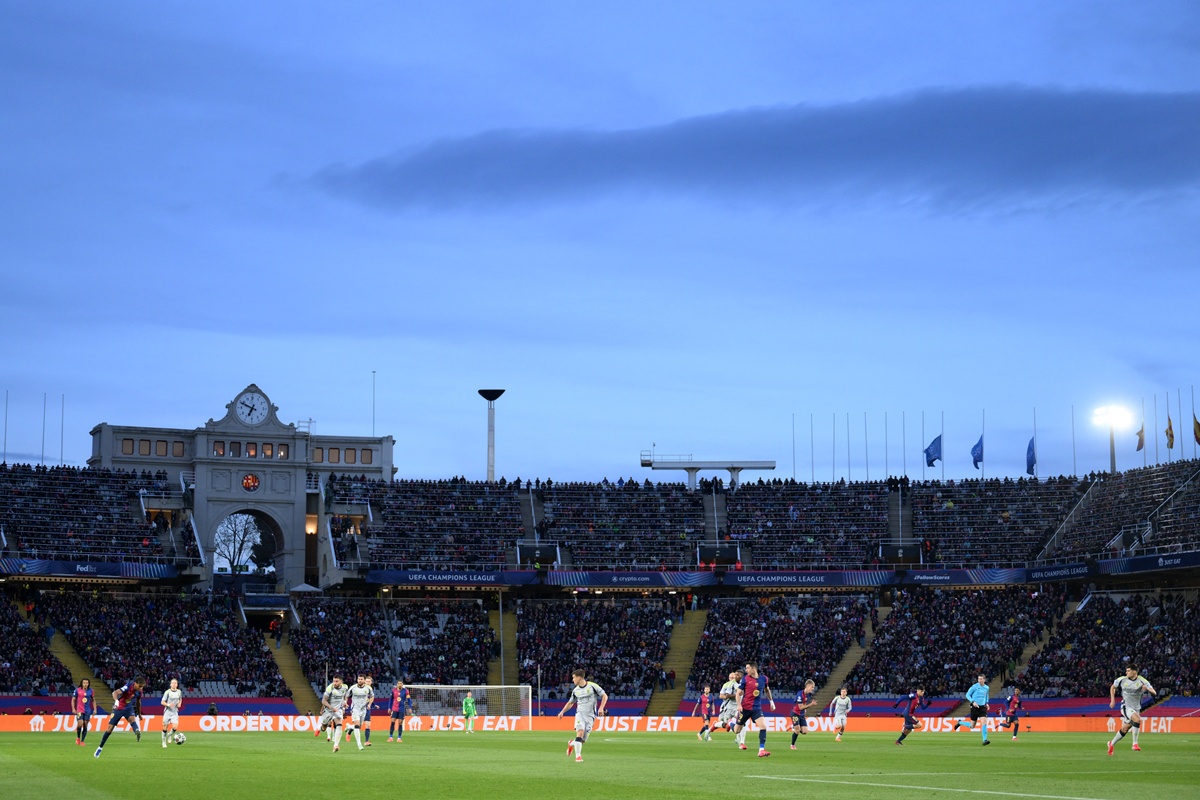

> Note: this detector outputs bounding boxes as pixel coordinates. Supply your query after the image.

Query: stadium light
[478,390,505,483]
[1093,405,1133,475]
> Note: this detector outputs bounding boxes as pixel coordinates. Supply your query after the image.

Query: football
[173,733,187,745]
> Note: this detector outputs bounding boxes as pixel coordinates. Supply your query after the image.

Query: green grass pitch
[2,730,1197,800]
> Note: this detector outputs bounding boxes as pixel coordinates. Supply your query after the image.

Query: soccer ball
[173,733,187,745]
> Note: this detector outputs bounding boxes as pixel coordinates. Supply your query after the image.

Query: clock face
[235,392,269,426]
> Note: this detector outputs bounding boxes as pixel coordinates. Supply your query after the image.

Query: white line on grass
[747,774,1112,800]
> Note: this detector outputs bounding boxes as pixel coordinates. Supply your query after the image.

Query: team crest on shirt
[753,690,760,697]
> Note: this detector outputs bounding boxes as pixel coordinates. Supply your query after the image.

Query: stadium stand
[910,476,1082,565]
[537,480,704,570]
[38,590,289,697]
[724,480,889,568]
[292,597,494,690]
[0,588,74,694]
[689,595,870,697]
[0,464,166,562]
[1019,592,1200,699]
[516,598,673,704]
[1051,461,1199,559]
[844,586,1064,698]
[328,475,522,571]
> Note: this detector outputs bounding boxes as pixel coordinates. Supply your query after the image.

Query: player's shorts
[1004,715,1018,727]
[902,714,919,731]
[573,713,596,736]
[390,710,406,721]
[363,706,372,722]
[834,714,847,728]
[1120,704,1140,724]
[790,713,807,729]
[969,704,988,722]
[736,709,764,728]
[109,706,140,726]
[162,709,179,726]
[718,704,737,725]
[319,708,346,728]
[76,712,92,726]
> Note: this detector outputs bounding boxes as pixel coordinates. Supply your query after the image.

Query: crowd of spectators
[38,589,289,696]
[910,476,1082,566]
[292,597,396,690]
[1052,460,1198,560]
[724,479,889,569]
[689,595,869,695]
[390,599,494,685]
[1020,592,1200,698]
[538,479,704,570]
[0,463,166,563]
[844,586,1065,697]
[0,588,74,694]
[516,598,673,697]
[326,475,523,571]
[1143,464,1200,553]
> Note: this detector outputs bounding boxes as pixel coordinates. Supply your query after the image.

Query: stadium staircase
[265,632,321,712]
[645,609,707,716]
[813,604,890,709]
[14,600,105,689]
[948,599,1080,717]
[488,609,519,686]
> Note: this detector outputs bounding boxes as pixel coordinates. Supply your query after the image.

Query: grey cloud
[315,86,1200,211]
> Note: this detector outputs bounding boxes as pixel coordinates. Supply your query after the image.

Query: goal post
[406,684,533,730]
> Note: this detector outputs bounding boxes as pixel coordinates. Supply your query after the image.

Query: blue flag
[924,435,942,467]
[1026,436,1037,476]
[971,436,984,469]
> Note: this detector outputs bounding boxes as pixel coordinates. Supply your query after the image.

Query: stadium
[2,384,1198,798]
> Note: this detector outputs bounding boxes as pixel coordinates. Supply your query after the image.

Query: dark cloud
[315,86,1200,211]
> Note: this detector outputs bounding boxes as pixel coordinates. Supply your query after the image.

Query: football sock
[364,728,371,742]
[99,729,112,748]
[354,727,363,748]
[759,729,767,749]
[791,732,799,745]
[1110,729,1126,746]
[573,738,582,757]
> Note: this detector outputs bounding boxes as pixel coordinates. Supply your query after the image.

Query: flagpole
[60,394,65,466]
[809,413,815,484]
[846,412,851,482]
[1193,385,1197,460]
[981,409,986,480]
[1166,390,1172,464]
[791,413,796,482]
[41,392,47,466]
[863,412,869,482]
[884,411,889,478]
[1033,407,1038,479]
[1153,394,1160,465]
[921,412,925,481]
[940,411,945,481]
[1071,405,1077,477]
[2,389,7,465]
[831,412,836,483]
[902,411,907,477]
[1141,398,1147,468]
[1178,388,1183,462]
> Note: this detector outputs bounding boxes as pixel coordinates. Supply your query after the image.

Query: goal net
[406,684,533,730]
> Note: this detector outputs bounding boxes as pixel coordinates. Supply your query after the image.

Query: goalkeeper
[463,690,477,733]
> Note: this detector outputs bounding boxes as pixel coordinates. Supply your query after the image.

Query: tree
[250,527,278,572]
[214,514,260,572]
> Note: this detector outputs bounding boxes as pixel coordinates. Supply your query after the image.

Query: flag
[1166,415,1175,449]
[1135,425,1145,452]
[1026,436,1037,476]
[1194,414,1200,447]
[924,435,942,467]
[971,436,984,469]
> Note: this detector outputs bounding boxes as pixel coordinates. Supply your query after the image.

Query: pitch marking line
[747,774,1111,800]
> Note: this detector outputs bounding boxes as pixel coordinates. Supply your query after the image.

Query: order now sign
[3,714,1198,735]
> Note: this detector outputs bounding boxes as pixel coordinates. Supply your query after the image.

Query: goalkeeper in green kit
[463,690,477,733]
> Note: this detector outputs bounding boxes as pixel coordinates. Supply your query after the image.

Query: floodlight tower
[478,389,505,483]
[1093,405,1132,475]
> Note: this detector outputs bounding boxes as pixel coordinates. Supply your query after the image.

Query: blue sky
[2,1,1198,482]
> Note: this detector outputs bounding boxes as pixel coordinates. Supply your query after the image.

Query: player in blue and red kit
[693,684,715,741]
[997,687,1023,741]
[94,677,146,758]
[789,679,816,750]
[893,687,930,745]
[733,661,776,757]
[72,678,96,746]
[387,679,411,742]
